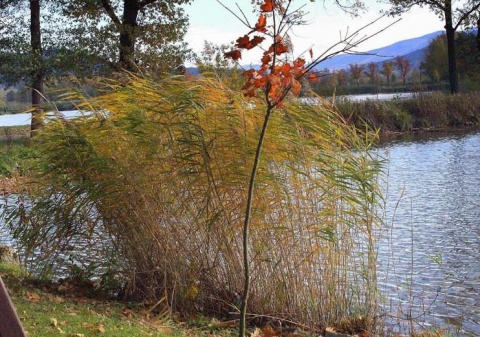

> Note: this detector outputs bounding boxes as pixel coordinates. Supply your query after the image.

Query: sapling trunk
[239,106,273,337]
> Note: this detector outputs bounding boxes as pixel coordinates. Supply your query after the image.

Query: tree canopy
[388,0,480,93]
[59,0,193,73]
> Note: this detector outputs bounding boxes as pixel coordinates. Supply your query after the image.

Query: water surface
[378,130,480,336]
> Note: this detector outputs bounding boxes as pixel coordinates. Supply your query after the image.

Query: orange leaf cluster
[254,14,267,33]
[236,35,265,50]
[260,0,277,12]
[224,0,307,107]
[224,4,272,61]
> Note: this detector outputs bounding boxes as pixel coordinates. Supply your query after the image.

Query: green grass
[0,263,242,337]
[1,264,176,337]
[0,132,32,179]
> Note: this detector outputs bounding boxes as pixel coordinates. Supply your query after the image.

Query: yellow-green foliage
[6,75,382,331]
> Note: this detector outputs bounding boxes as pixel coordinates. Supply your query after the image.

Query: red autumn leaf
[292,79,301,96]
[269,73,281,86]
[254,76,268,88]
[309,48,313,58]
[236,35,264,50]
[242,69,255,78]
[224,49,242,60]
[280,75,294,88]
[274,63,291,75]
[260,0,277,12]
[309,72,318,83]
[293,58,306,69]
[261,54,272,65]
[250,36,265,49]
[267,42,289,55]
[236,35,251,49]
[254,14,267,33]
[275,42,289,54]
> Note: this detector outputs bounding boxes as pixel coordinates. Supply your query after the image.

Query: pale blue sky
[183,0,445,65]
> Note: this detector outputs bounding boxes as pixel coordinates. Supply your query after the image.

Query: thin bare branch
[304,16,401,75]
[216,0,251,28]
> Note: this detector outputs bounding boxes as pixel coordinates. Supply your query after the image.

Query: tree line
[0,0,192,131]
[1,0,479,132]
[311,30,480,94]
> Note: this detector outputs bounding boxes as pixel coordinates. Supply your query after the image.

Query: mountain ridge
[186,30,448,75]
[314,30,444,70]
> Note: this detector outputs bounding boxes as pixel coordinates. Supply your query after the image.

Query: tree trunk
[0,277,26,337]
[444,1,459,94]
[119,0,139,72]
[30,0,44,134]
[477,18,480,61]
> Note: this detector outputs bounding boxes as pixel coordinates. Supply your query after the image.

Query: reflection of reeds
[4,75,383,333]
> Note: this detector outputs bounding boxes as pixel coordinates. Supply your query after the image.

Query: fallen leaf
[26,291,40,302]
[122,307,134,317]
[98,324,106,333]
[262,325,279,337]
[53,296,65,303]
[81,323,96,329]
[50,317,58,327]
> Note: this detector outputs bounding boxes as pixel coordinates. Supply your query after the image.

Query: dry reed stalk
[4,75,383,333]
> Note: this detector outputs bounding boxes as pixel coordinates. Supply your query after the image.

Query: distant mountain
[314,30,444,71]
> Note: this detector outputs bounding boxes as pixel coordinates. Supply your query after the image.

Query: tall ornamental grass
[5,75,383,332]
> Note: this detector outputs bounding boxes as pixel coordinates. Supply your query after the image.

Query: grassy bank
[335,91,480,132]
[0,263,174,337]
[0,264,456,337]
[0,263,242,337]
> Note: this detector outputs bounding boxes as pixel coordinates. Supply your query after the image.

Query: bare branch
[303,15,401,76]
[216,0,251,29]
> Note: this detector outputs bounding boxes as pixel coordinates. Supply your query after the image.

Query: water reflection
[378,130,480,336]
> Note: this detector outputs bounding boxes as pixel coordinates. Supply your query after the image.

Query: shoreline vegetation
[2,91,480,139]
[336,91,480,133]
[1,86,478,337]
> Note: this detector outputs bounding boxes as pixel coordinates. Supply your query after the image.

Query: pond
[1,128,480,335]
[377,129,480,336]
[0,110,85,127]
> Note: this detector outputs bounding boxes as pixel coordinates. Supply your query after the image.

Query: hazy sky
[183,0,445,65]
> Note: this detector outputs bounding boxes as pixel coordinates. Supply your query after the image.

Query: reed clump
[336,91,480,132]
[4,75,382,333]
